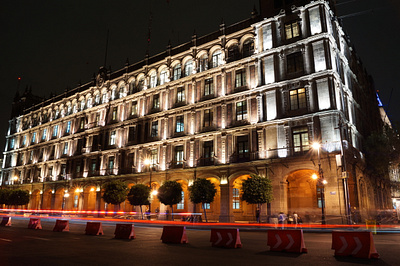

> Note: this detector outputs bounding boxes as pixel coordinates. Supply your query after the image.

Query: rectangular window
[203,140,214,166]
[31,132,37,143]
[42,128,47,141]
[317,187,324,208]
[177,191,184,210]
[108,156,115,170]
[204,78,214,96]
[233,188,240,209]
[159,70,167,85]
[176,115,184,133]
[177,87,185,103]
[66,121,71,133]
[112,107,118,121]
[128,126,135,142]
[63,142,69,155]
[151,121,158,138]
[237,135,249,159]
[290,88,307,110]
[235,70,246,88]
[173,65,181,80]
[52,125,59,137]
[292,127,309,153]
[96,114,100,126]
[287,52,304,74]
[175,145,184,165]
[30,150,33,161]
[131,101,138,116]
[10,138,15,149]
[80,118,85,130]
[109,131,116,145]
[90,159,97,174]
[22,135,27,146]
[151,149,158,166]
[212,51,222,68]
[203,109,213,127]
[236,101,248,121]
[61,164,66,177]
[153,94,160,109]
[285,21,300,39]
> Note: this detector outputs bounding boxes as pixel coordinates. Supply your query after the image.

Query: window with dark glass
[151,121,158,138]
[212,50,222,68]
[227,44,240,62]
[292,126,309,153]
[150,149,158,166]
[153,94,160,109]
[138,78,145,90]
[176,115,184,133]
[287,52,304,74]
[128,126,135,142]
[31,132,37,143]
[285,21,300,39]
[237,135,249,159]
[236,101,248,121]
[63,142,68,155]
[109,131,116,145]
[80,118,85,130]
[66,121,71,134]
[173,64,182,80]
[204,78,214,96]
[203,109,213,127]
[42,128,47,141]
[235,70,246,88]
[90,159,97,174]
[243,39,255,57]
[290,88,307,110]
[177,87,185,103]
[203,140,214,164]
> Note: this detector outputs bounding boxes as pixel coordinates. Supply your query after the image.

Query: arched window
[173,64,182,80]
[227,44,240,63]
[198,54,208,72]
[95,94,100,105]
[80,99,85,111]
[138,77,145,90]
[111,87,117,100]
[67,105,72,115]
[211,50,222,68]
[119,86,126,98]
[149,72,157,88]
[73,104,78,114]
[243,39,255,57]
[159,69,168,85]
[102,93,108,104]
[184,60,193,77]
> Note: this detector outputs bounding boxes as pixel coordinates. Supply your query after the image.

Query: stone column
[219,181,234,222]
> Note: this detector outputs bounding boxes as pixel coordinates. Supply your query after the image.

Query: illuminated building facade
[1,0,390,223]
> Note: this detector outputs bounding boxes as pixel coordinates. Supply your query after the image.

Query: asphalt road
[0,218,399,266]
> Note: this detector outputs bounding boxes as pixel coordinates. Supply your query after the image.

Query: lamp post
[312,142,326,225]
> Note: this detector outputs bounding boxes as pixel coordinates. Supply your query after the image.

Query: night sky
[1,0,399,151]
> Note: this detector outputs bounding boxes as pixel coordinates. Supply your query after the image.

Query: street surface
[0,217,399,266]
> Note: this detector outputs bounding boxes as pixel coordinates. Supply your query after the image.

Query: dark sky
[1,0,399,151]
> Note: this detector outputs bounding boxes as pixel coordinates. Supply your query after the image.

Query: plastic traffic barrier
[0,216,11,226]
[267,229,307,253]
[210,228,242,248]
[114,224,136,239]
[160,226,188,244]
[53,219,70,232]
[332,231,379,259]
[85,222,104,235]
[28,218,42,229]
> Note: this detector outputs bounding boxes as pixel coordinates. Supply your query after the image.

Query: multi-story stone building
[1,0,388,223]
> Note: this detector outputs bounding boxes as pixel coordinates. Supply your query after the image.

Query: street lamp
[312,142,326,225]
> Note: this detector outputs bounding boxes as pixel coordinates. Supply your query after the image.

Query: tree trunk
[203,203,208,222]
[170,205,174,221]
[140,205,143,220]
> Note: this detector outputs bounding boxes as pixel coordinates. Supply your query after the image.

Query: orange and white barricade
[161,226,188,243]
[114,224,136,239]
[332,231,379,259]
[28,218,42,229]
[53,219,70,232]
[267,229,307,253]
[0,216,11,226]
[85,222,104,235]
[210,228,242,248]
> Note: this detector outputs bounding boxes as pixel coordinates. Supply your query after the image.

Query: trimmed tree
[241,174,274,222]
[102,180,128,212]
[188,178,217,222]
[127,184,150,219]
[157,180,182,221]
[0,189,11,207]
[9,189,30,207]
